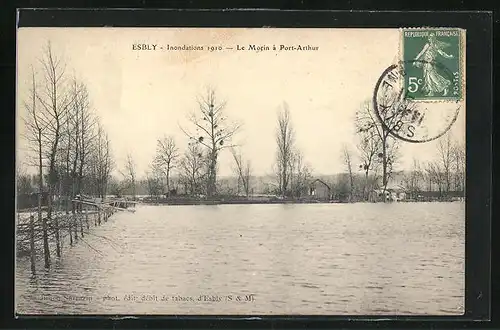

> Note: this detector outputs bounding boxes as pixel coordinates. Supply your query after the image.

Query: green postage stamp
[401,28,465,101]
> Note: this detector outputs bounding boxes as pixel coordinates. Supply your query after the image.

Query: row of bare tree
[143,139,245,199]
[128,88,245,199]
[274,102,312,198]
[403,135,465,199]
[22,73,462,205]
[20,42,114,268]
[339,100,465,202]
[129,91,312,200]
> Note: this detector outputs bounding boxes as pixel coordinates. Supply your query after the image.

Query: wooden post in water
[69,214,73,246]
[29,215,36,275]
[68,200,73,246]
[54,215,61,258]
[80,215,84,238]
[74,214,78,242]
[41,215,50,268]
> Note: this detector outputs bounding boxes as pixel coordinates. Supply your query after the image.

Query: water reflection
[16,203,464,315]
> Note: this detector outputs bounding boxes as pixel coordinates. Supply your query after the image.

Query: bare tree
[146,161,163,200]
[36,41,76,259]
[61,78,97,225]
[123,153,136,199]
[289,149,312,198]
[22,41,72,265]
[355,100,400,199]
[22,66,50,268]
[74,82,97,200]
[43,79,112,203]
[58,83,76,244]
[437,133,453,194]
[179,143,206,196]
[422,135,464,200]
[56,78,95,242]
[231,147,252,197]
[451,139,466,193]
[154,136,179,197]
[60,79,79,242]
[275,102,295,197]
[424,161,443,195]
[342,145,355,202]
[402,158,423,200]
[180,87,240,197]
[60,104,73,210]
[89,122,113,198]
[356,124,381,200]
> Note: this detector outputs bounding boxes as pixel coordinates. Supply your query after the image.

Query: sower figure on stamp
[412,34,454,97]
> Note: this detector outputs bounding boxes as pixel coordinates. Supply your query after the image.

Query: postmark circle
[372,60,461,143]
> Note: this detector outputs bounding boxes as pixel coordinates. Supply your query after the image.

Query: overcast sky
[16,28,465,179]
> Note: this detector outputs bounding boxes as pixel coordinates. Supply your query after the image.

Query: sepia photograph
[15,27,466,315]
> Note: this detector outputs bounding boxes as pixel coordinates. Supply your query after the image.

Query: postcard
[15,27,465,315]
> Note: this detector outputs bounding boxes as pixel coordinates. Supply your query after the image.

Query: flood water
[15,202,465,315]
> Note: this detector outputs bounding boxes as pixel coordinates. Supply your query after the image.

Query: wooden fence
[16,198,135,275]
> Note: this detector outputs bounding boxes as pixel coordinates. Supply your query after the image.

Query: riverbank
[142,198,334,206]
[139,196,465,206]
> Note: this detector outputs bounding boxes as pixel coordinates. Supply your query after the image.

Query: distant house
[389,189,406,202]
[309,179,331,201]
[371,186,406,202]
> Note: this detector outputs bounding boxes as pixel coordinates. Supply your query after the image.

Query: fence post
[80,215,84,238]
[29,215,36,275]
[69,214,73,246]
[74,214,78,242]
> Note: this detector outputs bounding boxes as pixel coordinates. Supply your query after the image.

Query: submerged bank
[140,197,465,206]
[142,198,332,206]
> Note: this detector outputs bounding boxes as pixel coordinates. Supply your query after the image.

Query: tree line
[131,94,313,200]
[103,91,465,202]
[141,88,251,199]
[338,100,465,202]
[102,88,313,201]
[18,41,114,268]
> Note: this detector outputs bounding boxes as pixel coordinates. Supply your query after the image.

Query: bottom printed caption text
[39,293,256,304]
